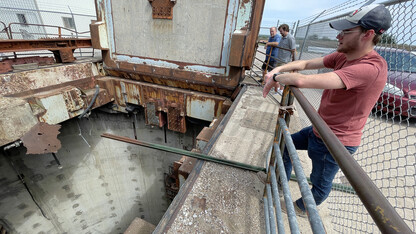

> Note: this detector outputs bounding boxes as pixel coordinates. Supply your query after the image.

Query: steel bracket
[279,105,296,116]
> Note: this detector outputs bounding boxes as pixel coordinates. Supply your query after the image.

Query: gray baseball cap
[330,4,391,34]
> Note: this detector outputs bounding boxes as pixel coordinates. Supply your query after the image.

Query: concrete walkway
[159,86,280,233]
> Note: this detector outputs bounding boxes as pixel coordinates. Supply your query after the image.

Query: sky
[260,0,416,46]
[261,0,350,26]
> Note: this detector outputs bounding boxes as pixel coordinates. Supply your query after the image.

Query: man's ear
[362,29,375,41]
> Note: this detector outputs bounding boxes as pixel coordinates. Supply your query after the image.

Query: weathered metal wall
[112,0,227,67]
[92,0,265,95]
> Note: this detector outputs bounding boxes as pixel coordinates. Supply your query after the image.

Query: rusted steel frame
[154,85,247,233]
[0,38,92,53]
[290,86,412,233]
[112,53,228,76]
[105,67,236,96]
[242,0,266,68]
[8,22,90,39]
[100,43,241,95]
[0,56,55,74]
[6,77,98,98]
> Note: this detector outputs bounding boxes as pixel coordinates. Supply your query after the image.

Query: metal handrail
[0,21,10,39]
[260,44,323,233]
[263,87,325,233]
[279,118,325,233]
[289,87,412,233]
[8,22,90,39]
[257,41,411,232]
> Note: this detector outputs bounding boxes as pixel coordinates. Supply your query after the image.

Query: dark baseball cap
[330,4,392,34]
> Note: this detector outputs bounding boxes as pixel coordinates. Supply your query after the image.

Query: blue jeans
[283,126,358,211]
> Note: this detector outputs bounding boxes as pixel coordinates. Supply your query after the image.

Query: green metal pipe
[101,133,266,172]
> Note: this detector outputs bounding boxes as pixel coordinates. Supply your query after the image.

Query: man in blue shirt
[262,27,281,74]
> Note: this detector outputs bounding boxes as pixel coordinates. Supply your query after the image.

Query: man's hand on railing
[263,72,282,97]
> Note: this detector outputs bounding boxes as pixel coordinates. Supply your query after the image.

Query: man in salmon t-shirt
[262,4,392,217]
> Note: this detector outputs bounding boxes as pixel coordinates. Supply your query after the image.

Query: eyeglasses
[337,30,362,37]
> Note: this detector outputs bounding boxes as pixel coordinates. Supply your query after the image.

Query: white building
[0,0,96,39]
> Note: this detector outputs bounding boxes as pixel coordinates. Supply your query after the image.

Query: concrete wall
[0,110,205,233]
[111,0,227,66]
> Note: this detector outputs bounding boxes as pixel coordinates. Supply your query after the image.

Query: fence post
[34,0,47,38]
[298,10,325,60]
[293,20,299,38]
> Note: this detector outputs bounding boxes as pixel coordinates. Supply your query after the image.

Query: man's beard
[337,35,360,53]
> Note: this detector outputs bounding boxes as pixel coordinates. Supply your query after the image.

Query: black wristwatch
[272,73,279,82]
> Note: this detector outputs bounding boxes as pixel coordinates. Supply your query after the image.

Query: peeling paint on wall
[117,55,180,70]
[104,0,115,54]
[116,55,226,75]
[183,65,225,75]
[236,0,253,29]
[220,0,240,69]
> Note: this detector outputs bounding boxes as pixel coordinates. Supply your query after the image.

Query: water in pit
[0,108,208,234]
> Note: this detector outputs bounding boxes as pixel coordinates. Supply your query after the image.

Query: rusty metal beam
[242,0,265,69]
[0,38,92,53]
[104,65,241,97]
[0,56,55,74]
[97,76,231,133]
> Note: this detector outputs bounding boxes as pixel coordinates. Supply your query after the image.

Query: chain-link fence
[263,0,415,232]
[0,0,97,58]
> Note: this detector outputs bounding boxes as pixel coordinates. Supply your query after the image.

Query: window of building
[17,14,28,26]
[62,17,75,29]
